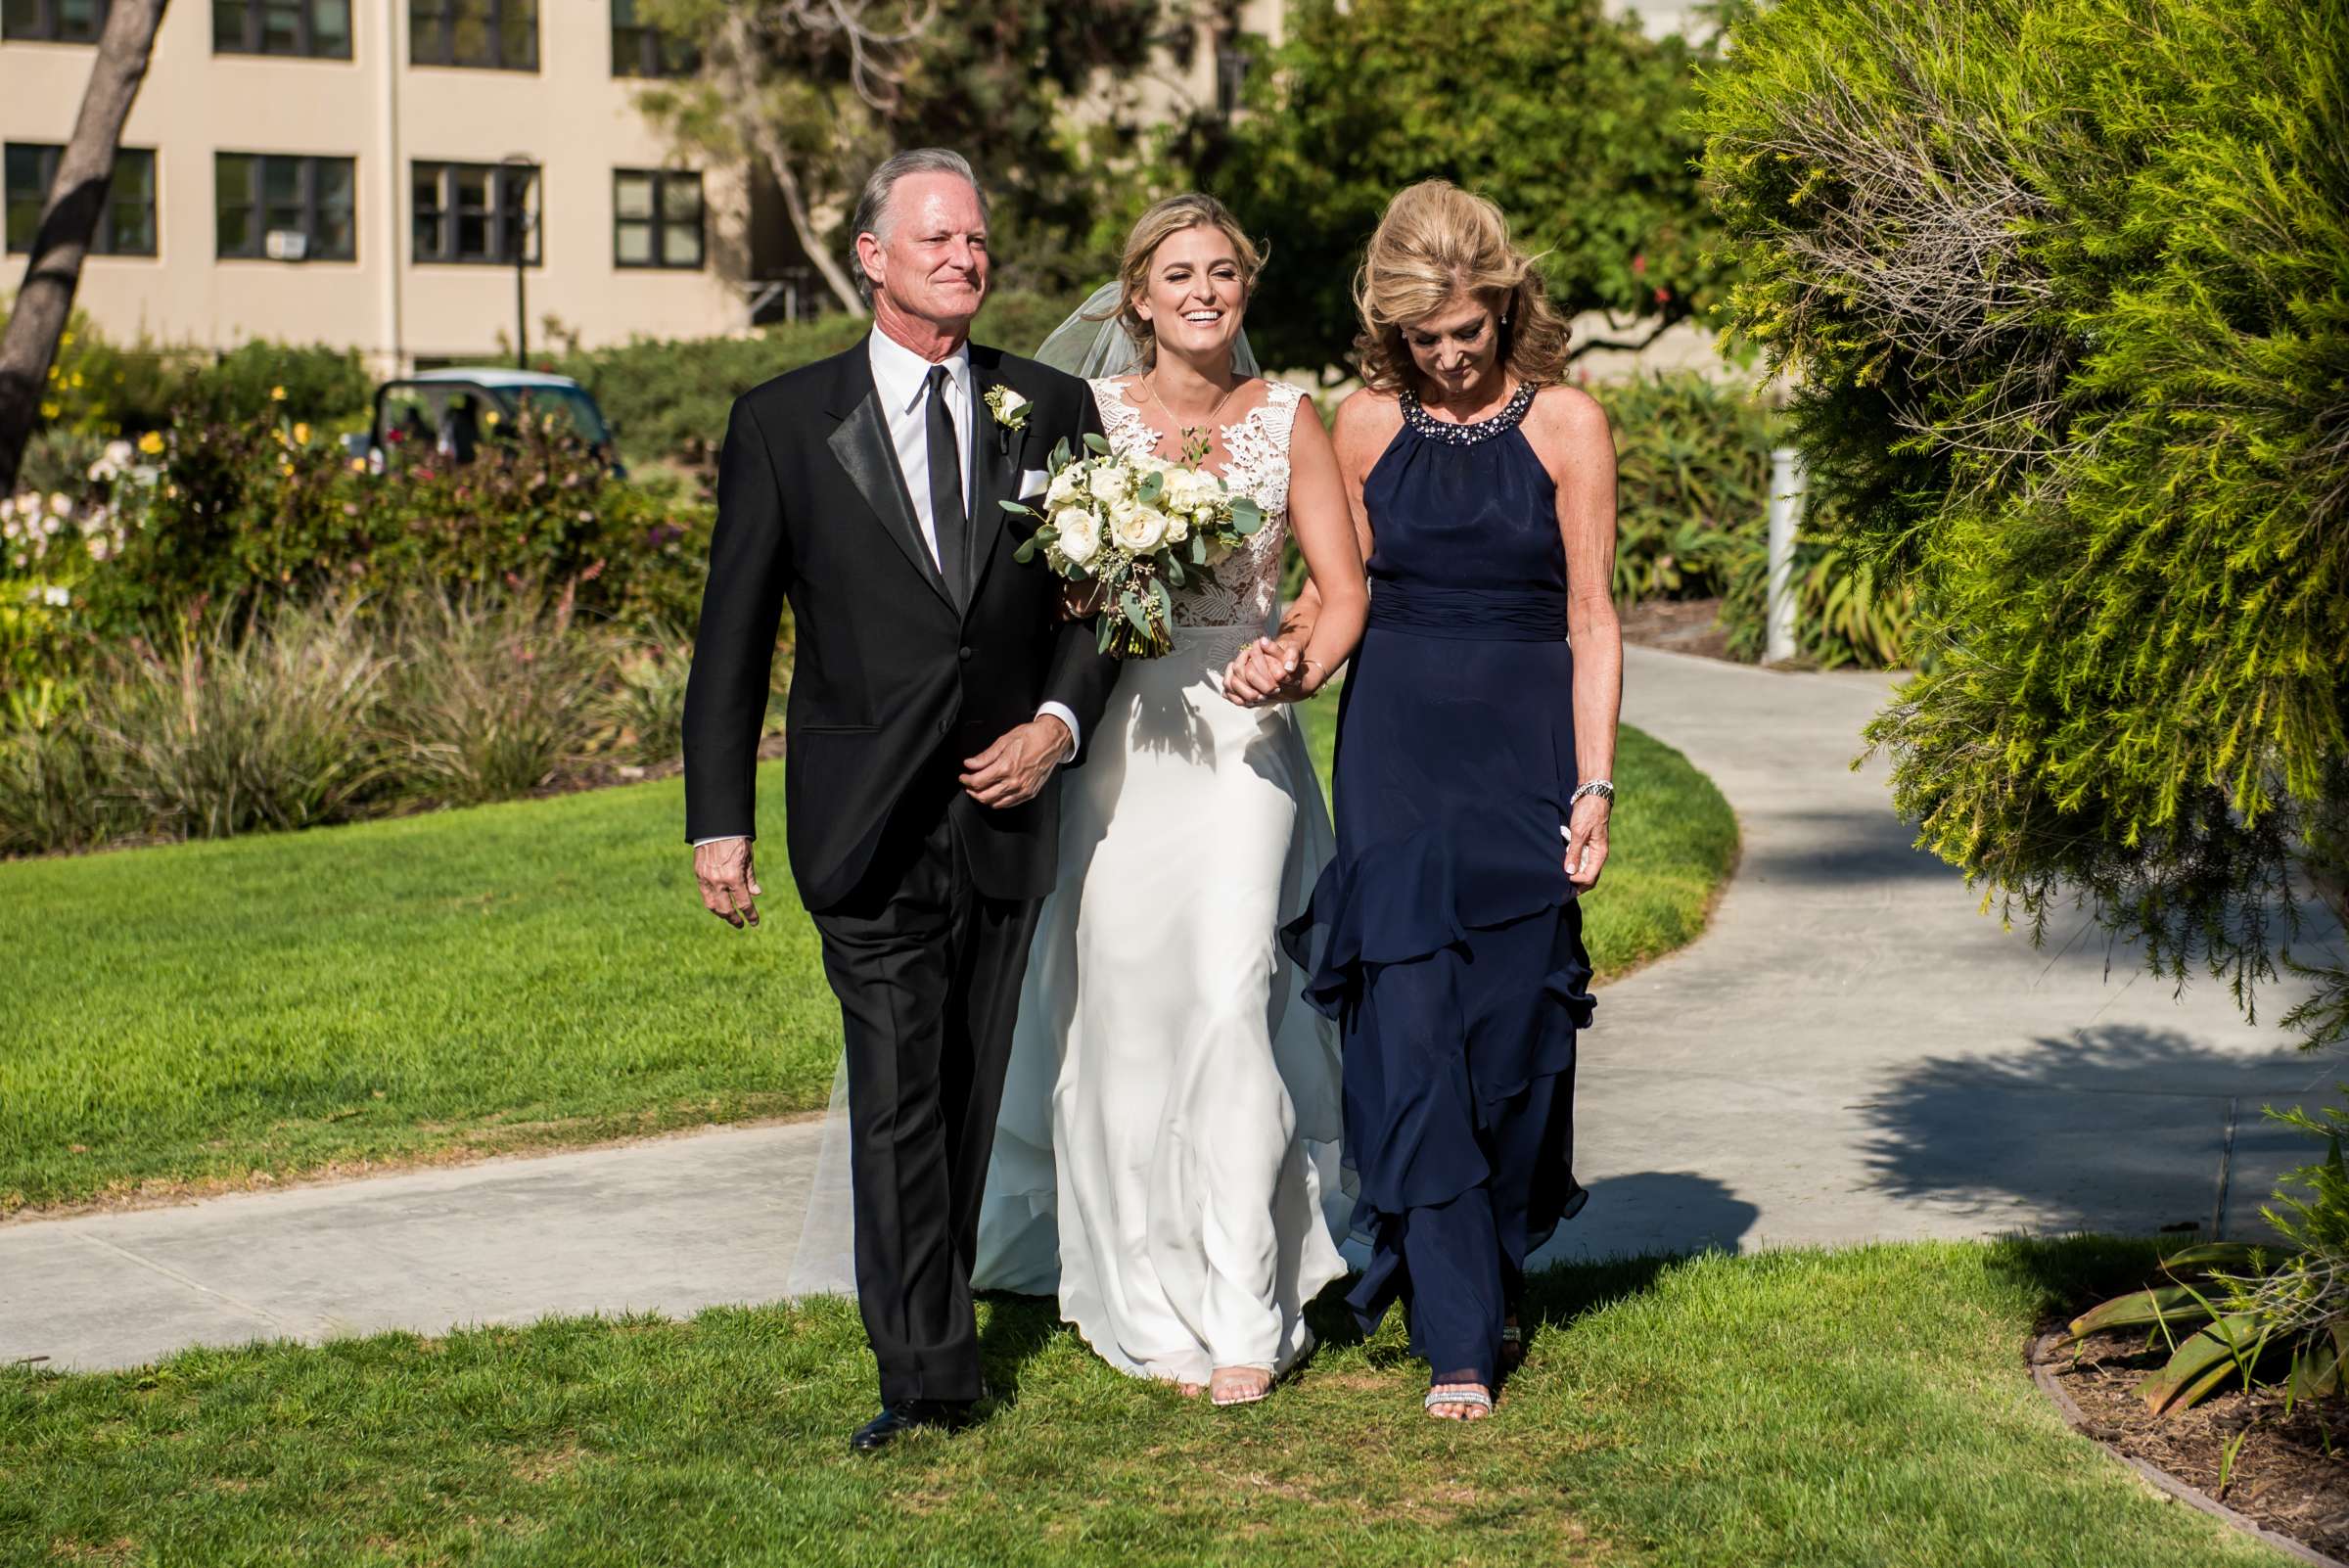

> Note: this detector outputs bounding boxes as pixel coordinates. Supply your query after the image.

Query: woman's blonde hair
[1105,193,1266,369]
[1353,179,1571,396]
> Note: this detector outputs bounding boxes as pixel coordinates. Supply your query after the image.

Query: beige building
[1,2,1282,373]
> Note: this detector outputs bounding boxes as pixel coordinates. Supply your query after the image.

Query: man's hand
[960,715,1070,808]
[696,837,761,928]
[1223,635,1309,707]
[1564,796,1611,893]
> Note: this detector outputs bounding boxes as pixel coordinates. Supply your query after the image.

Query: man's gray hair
[850,148,990,302]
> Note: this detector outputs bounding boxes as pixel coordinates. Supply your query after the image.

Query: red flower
[1654,286,1672,304]
[1631,252,1647,276]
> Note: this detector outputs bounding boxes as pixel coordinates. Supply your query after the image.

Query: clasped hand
[1222,636,1312,707]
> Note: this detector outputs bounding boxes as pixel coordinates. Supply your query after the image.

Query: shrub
[1699,0,2349,1036]
[0,719,144,855]
[78,414,712,641]
[84,601,390,840]
[1600,372,1774,607]
[180,342,373,432]
[379,581,615,807]
[597,625,695,768]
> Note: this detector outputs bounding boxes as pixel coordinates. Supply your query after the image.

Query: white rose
[1109,501,1168,553]
[1056,506,1101,566]
[1046,466,1083,507]
[1086,464,1128,505]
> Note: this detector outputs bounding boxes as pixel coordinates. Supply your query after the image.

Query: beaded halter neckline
[1399,383,1536,446]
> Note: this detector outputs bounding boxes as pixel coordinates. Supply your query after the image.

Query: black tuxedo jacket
[681,340,1118,913]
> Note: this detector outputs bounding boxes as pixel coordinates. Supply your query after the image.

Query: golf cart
[345,368,622,475]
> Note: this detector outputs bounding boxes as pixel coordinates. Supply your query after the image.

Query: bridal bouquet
[1002,431,1264,659]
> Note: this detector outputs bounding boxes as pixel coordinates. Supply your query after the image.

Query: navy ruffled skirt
[1283,617,1592,1384]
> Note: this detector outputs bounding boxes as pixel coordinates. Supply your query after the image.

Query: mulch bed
[1618,595,1732,662]
[2033,1324,2348,1563]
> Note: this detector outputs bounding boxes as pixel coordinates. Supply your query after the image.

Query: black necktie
[924,364,969,604]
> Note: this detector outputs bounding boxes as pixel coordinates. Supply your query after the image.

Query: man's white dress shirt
[694,330,1077,848]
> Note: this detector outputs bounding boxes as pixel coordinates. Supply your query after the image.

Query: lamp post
[500,154,536,370]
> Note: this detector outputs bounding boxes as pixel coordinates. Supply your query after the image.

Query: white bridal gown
[972,376,1351,1385]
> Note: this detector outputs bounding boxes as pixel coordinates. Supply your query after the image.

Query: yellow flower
[137,432,164,455]
[280,462,295,477]
[38,401,60,420]
[350,457,367,472]
[294,423,311,444]
[269,386,287,401]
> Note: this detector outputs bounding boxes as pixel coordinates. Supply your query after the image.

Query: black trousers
[809,774,1043,1406]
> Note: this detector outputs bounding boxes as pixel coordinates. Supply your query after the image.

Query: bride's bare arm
[1227,392,1385,705]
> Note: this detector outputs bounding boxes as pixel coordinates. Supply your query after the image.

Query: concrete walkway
[3,646,2333,1372]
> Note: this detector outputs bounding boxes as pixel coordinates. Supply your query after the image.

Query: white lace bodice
[1088,377,1304,629]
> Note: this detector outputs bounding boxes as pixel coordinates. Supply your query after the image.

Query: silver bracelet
[1571,779,1615,806]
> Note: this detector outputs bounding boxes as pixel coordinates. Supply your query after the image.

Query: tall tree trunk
[0,0,170,493]
[719,8,868,318]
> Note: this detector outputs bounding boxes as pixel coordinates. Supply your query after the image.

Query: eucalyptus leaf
[1121,590,1151,640]
[1083,432,1112,455]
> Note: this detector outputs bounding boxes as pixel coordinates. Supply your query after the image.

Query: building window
[610,0,693,77]
[613,168,701,270]
[215,153,356,261]
[412,161,538,264]
[5,145,156,255]
[408,0,535,69]
[213,0,351,57]
[2,0,106,41]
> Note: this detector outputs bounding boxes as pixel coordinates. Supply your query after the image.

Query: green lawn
[0,1238,2281,1567]
[0,704,1733,1214]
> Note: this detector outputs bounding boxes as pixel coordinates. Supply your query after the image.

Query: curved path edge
[2029,1331,2343,1568]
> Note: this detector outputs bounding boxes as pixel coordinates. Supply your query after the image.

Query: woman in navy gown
[1238,179,1622,1420]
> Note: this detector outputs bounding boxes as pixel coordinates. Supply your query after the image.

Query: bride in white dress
[972,195,1371,1404]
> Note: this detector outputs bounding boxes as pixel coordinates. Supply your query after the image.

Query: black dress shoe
[851,1400,977,1453]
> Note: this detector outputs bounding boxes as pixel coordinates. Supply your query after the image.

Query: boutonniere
[984,384,1030,448]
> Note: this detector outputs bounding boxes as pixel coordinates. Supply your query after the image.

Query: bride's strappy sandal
[1209,1366,1274,1407]
[1424,1383,1495,1420]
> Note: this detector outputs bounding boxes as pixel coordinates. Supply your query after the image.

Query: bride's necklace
[1142,370,1244,449]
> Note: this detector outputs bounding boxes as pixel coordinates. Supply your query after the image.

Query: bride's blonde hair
[1353,179,1571,395]
[1108,193,1266,370]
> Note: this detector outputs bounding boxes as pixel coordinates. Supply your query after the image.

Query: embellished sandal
[1423,1383,1495,1420]
[1210,1366,1274,1407]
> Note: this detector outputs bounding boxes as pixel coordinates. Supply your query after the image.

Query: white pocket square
[1015,467,1051,498]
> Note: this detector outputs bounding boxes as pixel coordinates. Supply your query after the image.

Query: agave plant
[2056,1105,2349,1413]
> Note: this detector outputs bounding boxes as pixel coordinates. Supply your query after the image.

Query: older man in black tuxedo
[681,147,1116,1453]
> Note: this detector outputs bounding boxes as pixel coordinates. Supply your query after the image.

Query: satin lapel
[965,346,1021,609]
[825,360,954,614]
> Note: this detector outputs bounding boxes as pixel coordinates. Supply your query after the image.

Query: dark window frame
[214,151,358,262]
[408,0,537,70]
[609,0,694,77]
[211,0,353,59]
[5,143,157,256]
[612,167,702,271]
[411,160,540,265]
[2,0,109,43]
